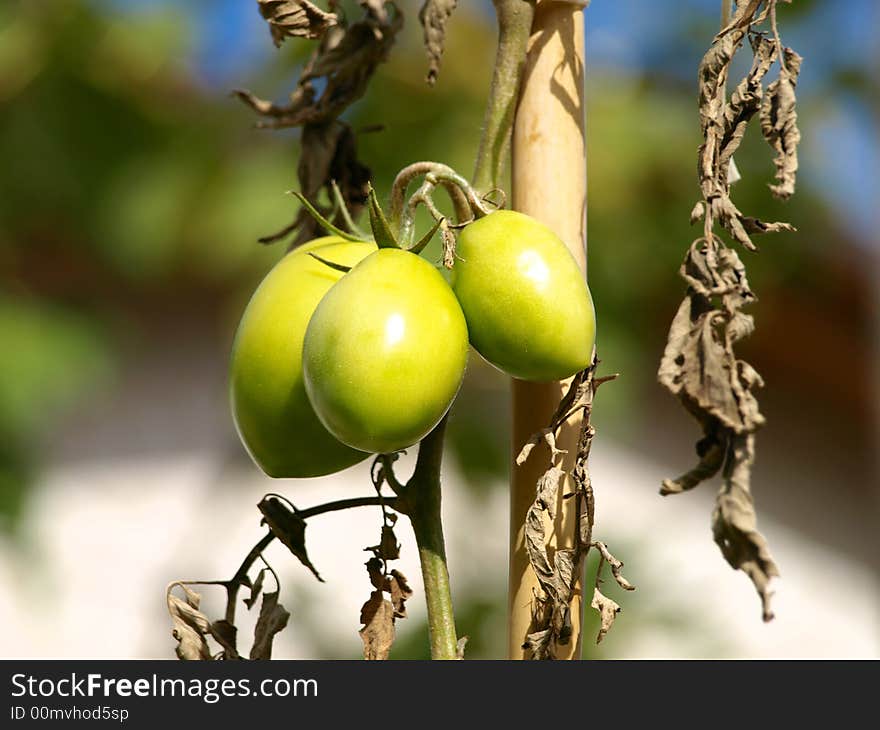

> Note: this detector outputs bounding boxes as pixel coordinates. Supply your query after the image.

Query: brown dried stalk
[419,0,459,86]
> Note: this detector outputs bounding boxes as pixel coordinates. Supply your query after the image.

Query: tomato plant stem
[406,416,459,660]
[472,0,535,193]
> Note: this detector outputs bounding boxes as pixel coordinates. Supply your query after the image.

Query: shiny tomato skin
[302,248,469,454]
[230,237,377,477]
[452,210,595,381]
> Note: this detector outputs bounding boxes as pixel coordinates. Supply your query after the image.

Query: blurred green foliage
[0,297,112,522]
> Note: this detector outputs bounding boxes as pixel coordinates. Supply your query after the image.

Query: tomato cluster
[230,210,595,478]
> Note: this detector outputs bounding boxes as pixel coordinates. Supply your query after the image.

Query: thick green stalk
[406,416,458,660]
[472,0,536,192]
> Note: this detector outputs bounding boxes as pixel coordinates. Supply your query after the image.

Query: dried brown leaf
[717,0,760,36]
[590,587,620,644]
[298,123,344,199]
[419,0,458,85]
[232,88,299,118]
[523,466,565,594]
[592,541,636,592]
[359,0,388,24]
[516,428,563,466]
[379,525,401,561]
[358,590,395,660]
[669,309,758,434]
[258,497,323,582]
[250,591,291,660]
[243,568,266,610]
[761,48,802,199]
[365,556,386,590]
[695,11,797,251]
[209,620,240,660]
[238,6,401,130]
[522,627,554,660]
[257,0,337,47]
[286,122,373,248]
[712,434,779,621]
[388,569,412,619]
[660,428,725,495]
[167,583,212,661]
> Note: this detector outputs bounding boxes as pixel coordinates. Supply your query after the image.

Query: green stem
[389,161,474,232]
[405,416,458,660]
[472,0,535,193]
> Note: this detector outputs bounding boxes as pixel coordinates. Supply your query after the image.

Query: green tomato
[230,236,377,477]
[303,248,469,454]
[452,210,595,381]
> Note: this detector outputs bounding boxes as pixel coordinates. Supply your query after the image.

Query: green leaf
[289,191,371,242]
[367,185,400,250]
[407,216,444,255]
[308,252,353,274]
[329,180,371,240]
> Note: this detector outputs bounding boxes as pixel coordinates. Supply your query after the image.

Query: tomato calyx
[289,190,372,243]
[366,183,400,250]
[307,252,352,274]
[293,161,510,271]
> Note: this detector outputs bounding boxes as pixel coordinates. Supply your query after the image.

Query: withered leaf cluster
[167,580,290,661]
[659,0,801,621]
[167,583,213,660]
[517,359,633,658]
[358,514,412,660]
[693,4,801,251]
[238,2,403,246]
[167,494,337,660]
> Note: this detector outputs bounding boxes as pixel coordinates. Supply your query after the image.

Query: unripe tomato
[230,237,377,477]
[452,210,595,381]
[303,249,469,454]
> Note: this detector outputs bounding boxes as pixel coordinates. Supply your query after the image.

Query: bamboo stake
[508,0,588,660]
